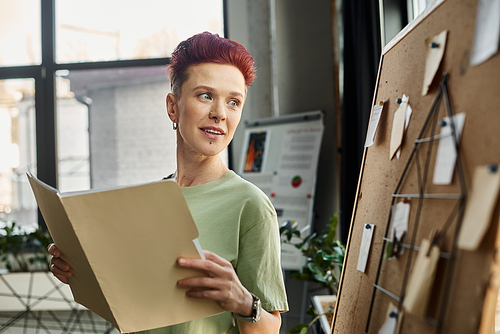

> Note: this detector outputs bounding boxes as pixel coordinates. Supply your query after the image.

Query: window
[56,0,223,63]
[0,79,37,226]
[0,1,224,228]
[0,1,41,66]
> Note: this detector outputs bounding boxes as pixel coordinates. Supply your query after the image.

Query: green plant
[280,212,345,334]
[0,221,53,272]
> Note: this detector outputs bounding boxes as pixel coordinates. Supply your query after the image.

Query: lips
[200,126,225,139]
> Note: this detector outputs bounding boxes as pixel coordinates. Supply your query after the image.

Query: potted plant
[0,221,53,272]
[280,213,346,334]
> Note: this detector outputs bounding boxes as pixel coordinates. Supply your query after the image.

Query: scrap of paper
[390,201,410,256]
[357,224,375,273]
[478,264,500,334]
[378,302,398,334]
[396,105,413,159]
[432,113,466,185]
[478,214,500,334]
[389,95,409,160]
[470,0,500,66]
[422,30,448,96]
[457,164,500,251]
[365,101,385,147]
[402,238,440,318]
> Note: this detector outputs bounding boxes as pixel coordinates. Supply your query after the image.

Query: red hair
[167,32,256,95]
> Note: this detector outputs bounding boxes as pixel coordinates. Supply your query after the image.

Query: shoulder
[224,172,273,208]
[223,172,278,230]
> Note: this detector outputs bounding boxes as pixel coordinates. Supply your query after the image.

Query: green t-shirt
[135,171,288,334]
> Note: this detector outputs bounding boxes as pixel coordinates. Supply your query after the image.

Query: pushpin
[429,42,439,48]
[365,224,371,230]
[439,119,447,127]
[389,311,398,318]
[378,101,384,106]
[396,98,402,104]
[488,164,498,173]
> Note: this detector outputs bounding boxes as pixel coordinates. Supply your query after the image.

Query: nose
[209,100,226,123]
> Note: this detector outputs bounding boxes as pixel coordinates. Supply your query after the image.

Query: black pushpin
[429,42,439,48]
[389,311,398,318]
[488,164,498,173]
[439,119,447,127]
[365,224,371,230]
[396,98,402,105]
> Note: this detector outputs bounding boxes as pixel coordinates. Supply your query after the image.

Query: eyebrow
[193,85,245,99]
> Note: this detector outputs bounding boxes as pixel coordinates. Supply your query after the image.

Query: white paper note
[357,224,375,273]
[391,201,410,240]
[432,113,466,185]
[365,101,385,147]
[378,304,398,334]
[470,0,500,66]
[396,105,413,159]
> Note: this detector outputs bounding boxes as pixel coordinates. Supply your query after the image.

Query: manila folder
[27,173,223,333]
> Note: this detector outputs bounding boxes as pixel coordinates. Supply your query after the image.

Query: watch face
[253,296,262,322]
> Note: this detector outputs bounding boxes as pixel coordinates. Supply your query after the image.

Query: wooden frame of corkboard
[332,0,500,333]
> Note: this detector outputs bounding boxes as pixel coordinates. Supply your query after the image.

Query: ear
[166,93,177,123]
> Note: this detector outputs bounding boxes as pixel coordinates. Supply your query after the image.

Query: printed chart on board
[238,111,324,270]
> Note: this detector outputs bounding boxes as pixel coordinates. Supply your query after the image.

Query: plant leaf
[288,323,308,334]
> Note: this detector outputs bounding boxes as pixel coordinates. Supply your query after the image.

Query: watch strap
[231,293,262,324]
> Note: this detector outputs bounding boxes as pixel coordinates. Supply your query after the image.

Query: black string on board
[364,73,468,333]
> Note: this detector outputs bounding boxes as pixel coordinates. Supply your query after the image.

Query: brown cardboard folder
[27,173,223,333]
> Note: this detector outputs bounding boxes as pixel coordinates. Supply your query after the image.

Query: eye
[200,93,211,100]
[228,100,239,108]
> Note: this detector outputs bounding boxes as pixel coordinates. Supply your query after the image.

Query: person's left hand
[177,250,253,317]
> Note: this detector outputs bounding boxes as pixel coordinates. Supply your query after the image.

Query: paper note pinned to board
[389,95,409,160]
[378,303,399,334]
[365,101,385,147]
[402,239,440,319]
[422,30,448,96]
[396,104,413,159]
[457,164,500,251]
[432,112,466,185]
[470,0,500,66]
[357,224,375,273]
[391,200,410,239]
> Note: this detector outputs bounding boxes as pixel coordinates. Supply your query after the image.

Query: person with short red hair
[49,32,288,334]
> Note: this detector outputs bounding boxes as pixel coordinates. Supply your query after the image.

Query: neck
[175,150,229,187]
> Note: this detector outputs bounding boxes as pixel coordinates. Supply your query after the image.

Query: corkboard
[332,0,500,333]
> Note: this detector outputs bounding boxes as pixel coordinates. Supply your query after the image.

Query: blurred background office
[0,1,434,332]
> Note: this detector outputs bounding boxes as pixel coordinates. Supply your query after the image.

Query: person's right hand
[47,243,72,284]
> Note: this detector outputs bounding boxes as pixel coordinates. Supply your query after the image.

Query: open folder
[27,173,223,333]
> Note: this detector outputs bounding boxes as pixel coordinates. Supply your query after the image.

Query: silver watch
[232,293,262,323]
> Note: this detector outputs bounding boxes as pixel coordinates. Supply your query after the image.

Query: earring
[173,122,178,130]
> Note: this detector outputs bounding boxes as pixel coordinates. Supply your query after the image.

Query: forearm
[238,310,281,334]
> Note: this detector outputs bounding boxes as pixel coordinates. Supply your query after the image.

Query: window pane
[56,73,91,192]
[0,1,41,66]
[56,0,223,63]
[58,66,177,190]
[0,79,37,228]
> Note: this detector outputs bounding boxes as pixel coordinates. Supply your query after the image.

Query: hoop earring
[173,122,178,130]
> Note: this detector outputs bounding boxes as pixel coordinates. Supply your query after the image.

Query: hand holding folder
[27,173,223,333]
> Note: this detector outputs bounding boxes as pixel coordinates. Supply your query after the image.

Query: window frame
[0,0,227,228]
